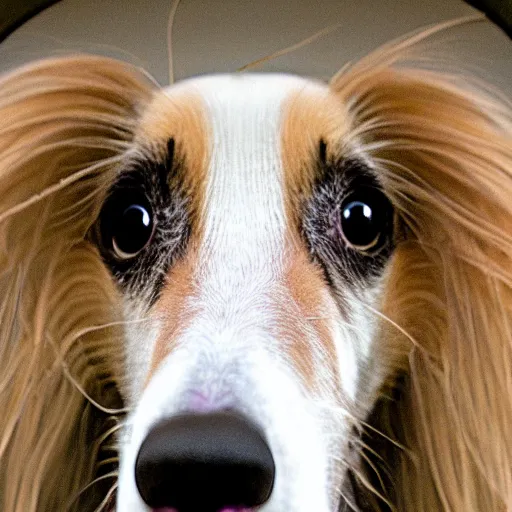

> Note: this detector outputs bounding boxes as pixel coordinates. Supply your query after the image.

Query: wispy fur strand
[0,21,511,512]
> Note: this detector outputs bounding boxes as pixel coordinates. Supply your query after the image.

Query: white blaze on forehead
[117,76,375,511]
[187,74,312,281]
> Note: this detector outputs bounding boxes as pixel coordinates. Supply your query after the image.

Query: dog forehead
[135,72,342,234]
[165,72,326,109]
[133,73,352,266]
[137,73,333,147]
[137,73,348,178]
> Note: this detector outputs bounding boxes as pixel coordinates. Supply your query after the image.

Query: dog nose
[135,411,275,511]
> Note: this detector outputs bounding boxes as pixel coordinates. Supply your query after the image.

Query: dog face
[2,22,511,511]
[95,74,396,511]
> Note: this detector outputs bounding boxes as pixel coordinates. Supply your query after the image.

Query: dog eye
[339,187,392,252]
[100,194,155,260]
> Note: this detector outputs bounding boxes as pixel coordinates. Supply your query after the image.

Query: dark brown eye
[339,187,392,252]
[100,193,155,260]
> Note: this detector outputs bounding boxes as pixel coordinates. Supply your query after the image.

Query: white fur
[117,74,385,511]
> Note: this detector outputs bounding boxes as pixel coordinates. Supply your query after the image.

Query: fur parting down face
[0,18,511,512]
[109,74,397,512]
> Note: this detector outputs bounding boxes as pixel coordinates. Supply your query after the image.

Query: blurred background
[0,0,511,89]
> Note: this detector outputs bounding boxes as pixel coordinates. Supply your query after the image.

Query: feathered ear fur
[1,22,511,512]
[331,23,512,511]
[0,56,154,511]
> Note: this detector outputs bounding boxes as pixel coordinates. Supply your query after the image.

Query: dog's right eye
[100,193,155,260]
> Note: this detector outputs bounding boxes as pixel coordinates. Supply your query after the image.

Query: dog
[0,16,510,512]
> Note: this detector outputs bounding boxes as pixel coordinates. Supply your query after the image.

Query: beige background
[0,0,511,89]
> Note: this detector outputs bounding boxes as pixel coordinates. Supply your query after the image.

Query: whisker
[96,457,120,469]
[358,418,408,453]
[338,490,359,512]
[93,481,118,512]
[47,336,129,416]
[95,422,124,450]
[45,315,156,415]
[304,315,374,338]
[349,465,396,511]
[355,441,389,493]
[352,436,388,466]
[359,302,421,350]
[65,471,118,512]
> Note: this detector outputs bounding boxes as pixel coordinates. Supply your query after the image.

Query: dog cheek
[278,248,342,395]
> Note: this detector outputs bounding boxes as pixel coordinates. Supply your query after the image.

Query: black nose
[135,411,275,511]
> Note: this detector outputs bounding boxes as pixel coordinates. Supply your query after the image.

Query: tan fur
[148,250,200,381]
[133,91,210,382]
[281,86,351,226]
[279,244,340,390]
[330,35,512,510]
[0,20,510,512]
[135,90,210,231]
[0,56,155,511]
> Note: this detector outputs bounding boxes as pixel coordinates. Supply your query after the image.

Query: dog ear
[330,31,512,510]
[0,56,154,511]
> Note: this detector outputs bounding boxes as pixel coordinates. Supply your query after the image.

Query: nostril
[135,411,275,511]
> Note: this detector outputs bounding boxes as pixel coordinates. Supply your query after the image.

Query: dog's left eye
[338,187,393,252]
[100,194,155,260]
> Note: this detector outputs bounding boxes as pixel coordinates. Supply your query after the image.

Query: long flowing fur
[331,22,512,511]
[0,21,511,512]
[0,56,155,511]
